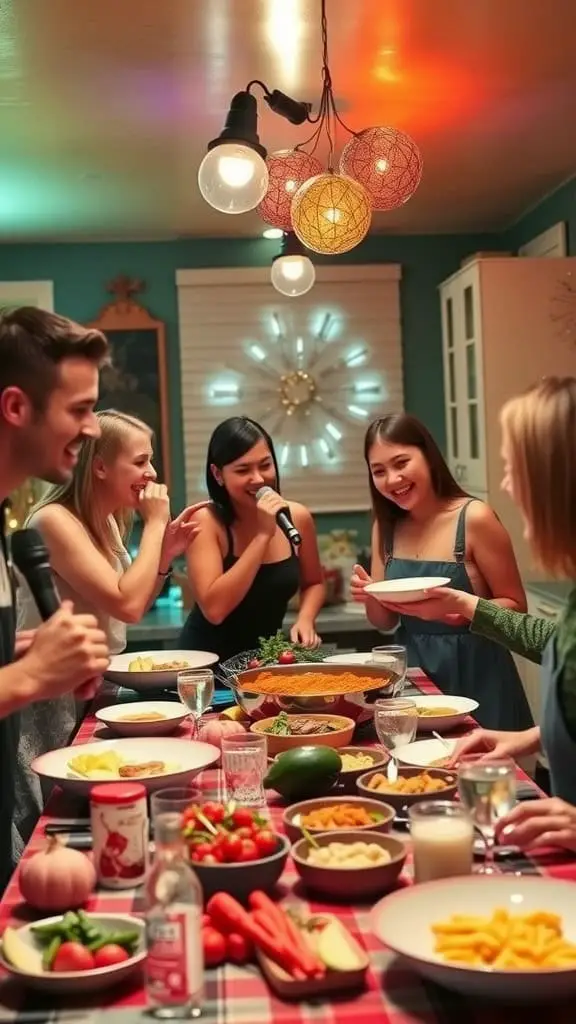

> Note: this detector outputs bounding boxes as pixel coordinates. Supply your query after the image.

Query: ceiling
[2,0,576,242]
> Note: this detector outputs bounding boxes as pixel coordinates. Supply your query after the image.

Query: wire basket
[217,645,338,688]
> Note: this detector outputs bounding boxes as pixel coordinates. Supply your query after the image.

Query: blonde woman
[15,409,203,844]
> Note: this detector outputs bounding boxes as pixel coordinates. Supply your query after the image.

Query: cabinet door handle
[535,603,560,620]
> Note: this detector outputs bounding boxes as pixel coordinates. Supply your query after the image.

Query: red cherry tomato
[52,942,96,973]
[227,932,253,965]
[200,854,220,866]
[222,834,243,862]
[202,926,227,967]
[234,826,253,841]
[278,649,296,664]
[238,838,259,862]
[231,808,254,830]
[194,842,215,860]
[202,802,226,824]
[247,658,261,669]
[254,829,278,858]
[93,944,131,969]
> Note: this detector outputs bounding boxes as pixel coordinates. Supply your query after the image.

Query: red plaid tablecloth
[1,672,576,1024]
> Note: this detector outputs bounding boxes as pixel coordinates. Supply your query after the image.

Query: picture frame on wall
[0,280,54,311]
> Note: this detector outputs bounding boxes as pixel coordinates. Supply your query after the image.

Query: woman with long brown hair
[351,412,533,730]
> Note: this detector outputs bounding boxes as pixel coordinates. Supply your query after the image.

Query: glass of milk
[409,801,474,883]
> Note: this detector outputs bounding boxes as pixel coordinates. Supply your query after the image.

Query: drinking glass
[457,759,517,874]
[150,787,202,838]
[177,669,214,737]
[409,801,474,883]
[371,644,407,693]
[373,697,418,755]
[221,733,267,807]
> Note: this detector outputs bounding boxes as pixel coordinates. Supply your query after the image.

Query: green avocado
[264,745,342,801]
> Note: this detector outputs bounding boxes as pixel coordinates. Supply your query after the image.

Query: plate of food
[32,737,220,796]
[357,766,457,810]
[414,695,479,733]
[105,649,218,691]
[371,875,576,1001]
[250,712,355,755]
[364,577,451,605]
[0,911,145,994]
[393,737,457,768]
[95,700,190,738]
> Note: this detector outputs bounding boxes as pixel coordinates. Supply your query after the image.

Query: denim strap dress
[383,500,534,731]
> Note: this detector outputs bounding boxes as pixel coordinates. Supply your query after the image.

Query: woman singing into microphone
[179,417,325,661]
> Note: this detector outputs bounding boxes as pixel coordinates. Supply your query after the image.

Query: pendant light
[258,149,324,231]
[270,232,316,297]
[197,91,269,214]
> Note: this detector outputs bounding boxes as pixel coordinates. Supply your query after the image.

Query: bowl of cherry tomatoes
[181,801,290,902]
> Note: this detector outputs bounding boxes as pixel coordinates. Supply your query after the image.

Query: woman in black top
[179,418,325,662]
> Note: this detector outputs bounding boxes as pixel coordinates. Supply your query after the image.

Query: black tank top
[179,521,300,662]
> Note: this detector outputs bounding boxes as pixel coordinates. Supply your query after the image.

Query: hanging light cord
[297,0,357,169]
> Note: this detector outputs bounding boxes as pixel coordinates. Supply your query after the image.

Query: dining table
[2,670,576,1024]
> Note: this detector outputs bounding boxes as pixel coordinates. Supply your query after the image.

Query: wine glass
[457,759,517,874]
[371,645,407,694]
[177,668,215,737]
[373,697,417,778]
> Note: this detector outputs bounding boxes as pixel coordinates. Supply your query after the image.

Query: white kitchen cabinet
[439,256,576,579]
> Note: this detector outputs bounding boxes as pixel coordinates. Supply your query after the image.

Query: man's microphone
[255,486,302,548]
[11,528,62,620]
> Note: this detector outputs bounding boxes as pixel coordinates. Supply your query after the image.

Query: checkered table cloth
[1,672,576,1024]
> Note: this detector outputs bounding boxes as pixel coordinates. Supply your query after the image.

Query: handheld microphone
[10,528,62,621]
[255,486,302,548]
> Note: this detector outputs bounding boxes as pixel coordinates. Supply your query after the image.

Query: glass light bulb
[198,143,269,214]
[271,255,315,297]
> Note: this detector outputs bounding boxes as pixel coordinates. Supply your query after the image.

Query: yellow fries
[432,909,576,970]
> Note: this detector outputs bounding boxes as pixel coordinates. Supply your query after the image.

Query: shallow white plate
[323,652,376,666]
[105,649,218,691]
[0,913,145,994]
[414,694,479,734]
[364,577,451,605]
[32,736,220,796]
[394,737,457,767]
[371,876,576,1001]
[95,700,190,738]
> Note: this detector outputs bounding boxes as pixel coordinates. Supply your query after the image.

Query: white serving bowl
[414,694,479,733]
[364,577,451,605]
[32,736,220,796]
[105,649,218,691]
[394,737,457,768]
[371,876,576,1001]
[0,912,145,994]
[96,700,189,738]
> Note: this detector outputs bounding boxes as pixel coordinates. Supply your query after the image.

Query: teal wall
[504,176,575,254]
[0,230,502,544]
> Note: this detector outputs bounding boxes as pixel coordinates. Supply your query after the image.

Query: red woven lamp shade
[291,172,372,255]
[257,149,324,230]
[340,127,423,211]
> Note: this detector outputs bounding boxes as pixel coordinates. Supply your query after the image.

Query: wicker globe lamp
[340,127,423,211]
[290,172,372,255]
[258,149,324,230]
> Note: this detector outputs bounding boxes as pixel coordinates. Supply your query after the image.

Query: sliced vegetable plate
[0,912,145,994]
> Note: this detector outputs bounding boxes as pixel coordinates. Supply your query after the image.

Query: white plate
[371,876,576,1001]
[32,736,220,796]
[0,913,145,994]
[105,649,218,691]
[323,652,375,666]
[394,737,457,767]
[414,694,479,734]
[95,700,190,738]
[364,577,451,604]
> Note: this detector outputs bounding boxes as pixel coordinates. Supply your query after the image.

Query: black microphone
[11,528,61,620]
[255,486,302,548]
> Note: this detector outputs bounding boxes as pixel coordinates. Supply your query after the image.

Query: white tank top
[17,509,132,655]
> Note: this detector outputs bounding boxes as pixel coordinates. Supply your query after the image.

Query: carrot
[249,892,292,944]
[206,893,311,979]
[251,909,280,941]
[249,891,324,977]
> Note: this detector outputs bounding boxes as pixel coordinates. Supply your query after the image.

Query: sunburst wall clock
[205,311,385,473]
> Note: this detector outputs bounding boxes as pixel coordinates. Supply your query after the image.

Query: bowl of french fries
[371,875,576,1001]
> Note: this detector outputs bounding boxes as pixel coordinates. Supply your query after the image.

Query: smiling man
[0,306,112,890]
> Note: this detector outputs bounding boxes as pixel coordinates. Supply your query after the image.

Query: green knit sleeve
[470,599,555,664]
[556,587,576,742]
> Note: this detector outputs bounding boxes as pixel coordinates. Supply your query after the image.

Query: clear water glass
[177,669,214,737]
[150,787,202,832]
[221,733,267,807]
[373,697,418,757]
[457,759,517,874]
[371,644,407,693]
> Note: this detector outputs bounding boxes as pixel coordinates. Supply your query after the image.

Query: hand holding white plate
[364,577,451,605]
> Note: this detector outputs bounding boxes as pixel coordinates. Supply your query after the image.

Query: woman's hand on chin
[290,619,321,647]
[496,798,576,853]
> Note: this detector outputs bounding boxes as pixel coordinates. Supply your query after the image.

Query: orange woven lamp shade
[340,127,423,211]
[258,149,324,230]
[291,172,372,255]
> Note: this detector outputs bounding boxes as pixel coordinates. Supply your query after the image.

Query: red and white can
[90,782,149,889]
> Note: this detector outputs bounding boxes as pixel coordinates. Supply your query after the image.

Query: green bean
[87,929,140,953]
[42,936,61,970]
